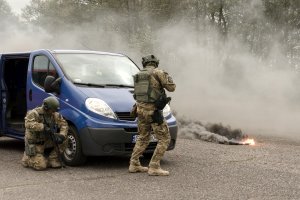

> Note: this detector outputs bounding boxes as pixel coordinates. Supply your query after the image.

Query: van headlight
[85,98,117,119]
[162,104,171,117]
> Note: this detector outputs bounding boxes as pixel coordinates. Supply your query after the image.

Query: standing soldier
[129,55,176,176]
[21,96,68,170]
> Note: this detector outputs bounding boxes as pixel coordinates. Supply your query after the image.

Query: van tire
[63,125,87,166]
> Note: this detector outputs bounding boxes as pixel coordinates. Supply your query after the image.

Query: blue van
[0,49,178,165]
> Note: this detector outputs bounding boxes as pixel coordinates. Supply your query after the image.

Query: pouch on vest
[25,143,36,156]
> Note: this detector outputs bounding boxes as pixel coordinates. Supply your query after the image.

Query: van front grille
[115,112,136,121]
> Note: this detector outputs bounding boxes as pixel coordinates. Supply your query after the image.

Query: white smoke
[155,22,300,138]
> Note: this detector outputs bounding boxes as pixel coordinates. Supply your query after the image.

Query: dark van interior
[2,54,30,133]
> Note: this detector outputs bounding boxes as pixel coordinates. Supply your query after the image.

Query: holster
[152,110,164,125]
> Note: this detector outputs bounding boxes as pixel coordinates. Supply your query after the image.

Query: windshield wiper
[73,82,134,88]
[73,82,106,88]
[104,84,134,88]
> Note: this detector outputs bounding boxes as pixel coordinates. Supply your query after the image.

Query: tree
[0,0,19,28]
[19,0,300,69]
[0,0,13,18]
[22,0,97,31]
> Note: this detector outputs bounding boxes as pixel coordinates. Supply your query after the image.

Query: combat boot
[129,164,148,173]
[49,159,62,168]
[148,167,169,176]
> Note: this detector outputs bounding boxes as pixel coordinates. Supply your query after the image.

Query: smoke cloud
[155,22,300,138]
[1,2,299,138]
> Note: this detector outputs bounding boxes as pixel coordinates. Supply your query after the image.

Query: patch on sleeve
[167,75,173,83]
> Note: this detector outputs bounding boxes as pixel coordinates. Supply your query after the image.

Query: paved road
[0,135,299,200]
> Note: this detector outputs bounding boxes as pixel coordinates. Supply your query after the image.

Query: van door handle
[29,89,32,101]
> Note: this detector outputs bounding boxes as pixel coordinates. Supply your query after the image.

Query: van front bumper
[79,125,178,156]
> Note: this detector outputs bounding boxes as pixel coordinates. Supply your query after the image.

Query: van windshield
[54,53,139,87]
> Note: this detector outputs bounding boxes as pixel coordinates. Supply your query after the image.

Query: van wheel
[63,125,86,166]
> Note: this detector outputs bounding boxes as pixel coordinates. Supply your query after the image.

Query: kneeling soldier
[21,96,68,170]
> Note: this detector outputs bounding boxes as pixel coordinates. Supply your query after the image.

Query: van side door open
[0,53,30,138]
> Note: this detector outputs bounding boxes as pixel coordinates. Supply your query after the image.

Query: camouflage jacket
[24,107,68,143]
[137,65,176,112]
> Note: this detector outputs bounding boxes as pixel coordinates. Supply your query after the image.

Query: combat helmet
[43,96,60,111]
[142,55,159,67]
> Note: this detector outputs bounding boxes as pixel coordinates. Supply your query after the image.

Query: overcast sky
[6,0,31,14]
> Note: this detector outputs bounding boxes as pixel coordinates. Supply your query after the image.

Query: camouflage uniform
[21,107,68,170]
[130,65,176,175]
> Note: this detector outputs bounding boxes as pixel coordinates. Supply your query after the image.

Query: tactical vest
[133,68,163,103]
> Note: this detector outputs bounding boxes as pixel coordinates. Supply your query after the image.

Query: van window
[54,53,139,86]
[32,55,58,88]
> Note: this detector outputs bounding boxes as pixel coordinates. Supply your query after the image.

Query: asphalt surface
[0,135,299,200]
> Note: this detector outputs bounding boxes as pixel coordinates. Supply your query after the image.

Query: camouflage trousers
[130,110,171,169]
[21,140,67,170]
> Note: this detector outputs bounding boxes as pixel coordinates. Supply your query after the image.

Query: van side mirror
[44,75,62,94]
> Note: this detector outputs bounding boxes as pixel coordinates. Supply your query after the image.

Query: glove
[54,133,65,144]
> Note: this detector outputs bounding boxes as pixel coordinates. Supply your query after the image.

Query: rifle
[43,116,66,168]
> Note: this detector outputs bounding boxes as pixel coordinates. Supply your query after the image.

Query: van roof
[50,49,125,57]
[1,49,125,57]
